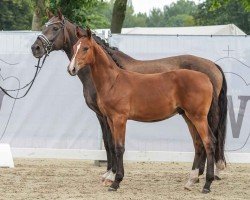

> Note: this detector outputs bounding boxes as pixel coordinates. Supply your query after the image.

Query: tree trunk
[32,0,45,31]
[111,0,128,33]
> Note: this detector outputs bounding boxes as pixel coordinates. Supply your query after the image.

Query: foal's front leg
[96,114,117,186]
[107,116,127,191]
[103,118,117,186]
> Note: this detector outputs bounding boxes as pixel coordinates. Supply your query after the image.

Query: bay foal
[68,27,216,193]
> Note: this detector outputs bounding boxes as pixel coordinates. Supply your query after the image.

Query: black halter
[37,19,66,55]
[0,20,65,99]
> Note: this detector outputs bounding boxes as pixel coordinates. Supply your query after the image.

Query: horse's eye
[53,26,59,31]
[83,47,89,51]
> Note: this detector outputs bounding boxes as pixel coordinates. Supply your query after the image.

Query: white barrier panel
[11,148,250,163]
[110,34,250,155]
[0,143,14,168]
[0,32,249,162]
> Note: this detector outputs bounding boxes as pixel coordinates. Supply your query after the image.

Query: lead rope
[0,54,48,99]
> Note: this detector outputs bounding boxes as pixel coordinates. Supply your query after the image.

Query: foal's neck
[90,43,120,95]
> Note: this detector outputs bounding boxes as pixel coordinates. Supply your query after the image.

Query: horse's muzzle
[31,43,45,58]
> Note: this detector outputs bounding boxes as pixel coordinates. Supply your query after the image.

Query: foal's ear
[57,8,63,20]
[46,9,54,19]
[76,26,85,39]
[86,27,92,39]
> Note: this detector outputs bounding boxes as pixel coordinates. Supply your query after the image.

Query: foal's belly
[129,96,178,122]
[130,110,178,122]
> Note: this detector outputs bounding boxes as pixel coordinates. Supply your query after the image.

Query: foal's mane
[62,17,123,68]
[91,33,123,69]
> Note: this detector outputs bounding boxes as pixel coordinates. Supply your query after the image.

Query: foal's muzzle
[68,65,78,76]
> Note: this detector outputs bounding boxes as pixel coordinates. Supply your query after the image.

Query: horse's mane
[64,18,123,68]
[91,33,123,69]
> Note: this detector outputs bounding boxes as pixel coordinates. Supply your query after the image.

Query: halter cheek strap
[38,34,53,55]
[37,19,66,55]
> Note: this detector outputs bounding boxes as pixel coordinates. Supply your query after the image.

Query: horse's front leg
[107,115,127,191]
[101,116,117,186]
[96,114,112,183]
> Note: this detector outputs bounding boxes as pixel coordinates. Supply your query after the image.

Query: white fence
[0,32,250,162]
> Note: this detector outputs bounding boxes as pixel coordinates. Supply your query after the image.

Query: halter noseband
[37,19,66,55]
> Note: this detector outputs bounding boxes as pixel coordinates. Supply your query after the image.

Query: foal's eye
[83,47,89,51]
[53,26,59,31]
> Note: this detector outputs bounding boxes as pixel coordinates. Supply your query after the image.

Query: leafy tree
[125,0,197,28]
[49,0,110,29]
[0,0,33,30]
[123,3,147,27]
[164,0,197,17]
[146,8,165,27]
[211,0,250,11]
[167,14,195,27]
[195,0,250,34]
[163,0,197,27]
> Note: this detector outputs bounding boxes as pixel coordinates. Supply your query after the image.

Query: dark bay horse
[68,27,216,193]
[31,11,227,187]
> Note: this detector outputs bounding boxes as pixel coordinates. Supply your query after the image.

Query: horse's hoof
[101,170,112,183]
[184,185,192,191]
[216,160,226,170]
[215,175,221,180]
[184,182,194,191]
[195,178,199,183]
[108,182,119,191]
[101,178,105,183]
[103,179,113,187]
[102,180,107,186]
[108,187,117,192]
[202,188,210,194]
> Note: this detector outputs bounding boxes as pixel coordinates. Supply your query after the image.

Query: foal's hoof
[184,178,199,191]
[103,179,114,187]
[215,175,221,181]
[108,182,119,191]
[202,188,211,194]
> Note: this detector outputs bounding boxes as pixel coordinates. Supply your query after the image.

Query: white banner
[0,32,249,154]
[110,34,250,153]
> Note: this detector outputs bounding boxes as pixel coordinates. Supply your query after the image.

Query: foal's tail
[215,64,228,167]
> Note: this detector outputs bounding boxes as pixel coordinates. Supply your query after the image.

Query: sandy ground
[0,159,249,200]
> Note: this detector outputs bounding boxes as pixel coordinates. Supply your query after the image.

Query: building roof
[95,24,246,37]
[121,24,246,36]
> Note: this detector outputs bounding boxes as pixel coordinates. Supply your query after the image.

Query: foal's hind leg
[183,115,205,190]
[188,115,215,193]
